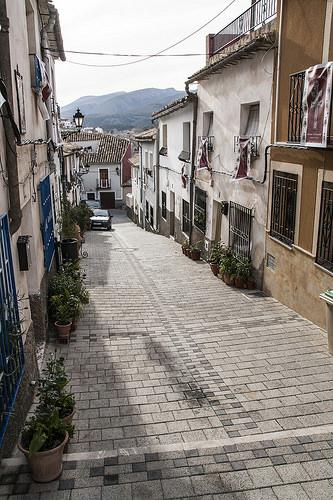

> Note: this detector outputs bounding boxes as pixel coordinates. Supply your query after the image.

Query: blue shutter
[39,175,55,271]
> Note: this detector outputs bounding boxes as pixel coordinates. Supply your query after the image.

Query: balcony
[210,0,277,56]
[234,135,261,157]
[198,136,214,152]
[96,179,111,189]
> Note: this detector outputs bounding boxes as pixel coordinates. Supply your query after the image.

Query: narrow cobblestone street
[3,211,333,498]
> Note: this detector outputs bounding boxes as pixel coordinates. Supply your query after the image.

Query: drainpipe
[186,82,198,246]
[138,143,144,228]
[0,4,22,234]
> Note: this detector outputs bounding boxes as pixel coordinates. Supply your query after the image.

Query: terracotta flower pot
[62,408,75,425]
[223,272,234,286]
[55,321,72,342]
[210,262,219,276]
[18,432,68,483]
[191,250,201,261]
[234,277,245,289]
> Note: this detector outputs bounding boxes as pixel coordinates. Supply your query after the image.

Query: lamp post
[73,108,84,131]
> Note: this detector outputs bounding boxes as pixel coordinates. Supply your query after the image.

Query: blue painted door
[0,214,24,446]
[39,175,55,271]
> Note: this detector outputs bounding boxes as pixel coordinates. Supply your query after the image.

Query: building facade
[65,132,130,209]
[263,0,333,329]
[0,0,65,457]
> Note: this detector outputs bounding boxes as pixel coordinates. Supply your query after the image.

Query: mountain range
[61,88,185,131]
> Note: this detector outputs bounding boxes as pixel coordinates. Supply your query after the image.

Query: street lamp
[73,108,84,131]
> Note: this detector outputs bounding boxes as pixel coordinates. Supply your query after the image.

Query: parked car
[90,209,112,230]
[83,199,100,210]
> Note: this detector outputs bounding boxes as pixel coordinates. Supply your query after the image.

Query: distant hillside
[61,88,185,131]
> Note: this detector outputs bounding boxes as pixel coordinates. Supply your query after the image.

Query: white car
[90,209,112,231]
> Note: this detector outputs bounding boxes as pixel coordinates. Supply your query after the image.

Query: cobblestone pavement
[3,210,333,498]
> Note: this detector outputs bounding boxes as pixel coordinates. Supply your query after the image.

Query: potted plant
[18,410,73,483]
[59,200,79,262]
[209,242,222,275]
[220,248,237,285]
[67,294,83,332]
[38,356,76,424]
[181,240,189,255]
[234,258,252,288]
[191,241,203,261]
[50,294,73,341]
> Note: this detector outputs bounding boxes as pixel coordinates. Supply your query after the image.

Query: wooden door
[100,192,115,209]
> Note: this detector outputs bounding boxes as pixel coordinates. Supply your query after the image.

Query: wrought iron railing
[229,201,253,260]
[270,170,298,246]
[234,135,261,157]
[198,136,214,152]
[96,179,110,189]
[288,70,305,143]
[211,0,277,55]
[316,181,333,271]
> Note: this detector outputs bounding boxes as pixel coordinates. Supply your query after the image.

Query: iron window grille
[194,188,207,233]
[288,71,305,143]
[0,214,24,446]
[316,181,333,271]
[229,201,253,260]
[233,135,261,157]
[150,205,154,227]
[161,191,167,219]
[270,170,298,246]
[198,136,214,152]
[182,199,190,235]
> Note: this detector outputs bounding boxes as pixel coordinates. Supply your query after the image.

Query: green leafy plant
[209,242,222,265]
[38,356,75,420]
[58,200,76,239]
[21,410,73,455]
[50,294,73,325]
[235,258,252,281]
[219,247,237,277]
[71,203,93,233]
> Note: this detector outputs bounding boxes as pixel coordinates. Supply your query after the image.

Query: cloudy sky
[53,0,250,106]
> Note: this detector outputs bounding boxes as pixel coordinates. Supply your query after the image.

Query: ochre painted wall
[276,0,326,142]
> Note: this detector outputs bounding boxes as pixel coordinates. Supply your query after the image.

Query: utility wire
[50,0,238,68]
[43,48,207,57]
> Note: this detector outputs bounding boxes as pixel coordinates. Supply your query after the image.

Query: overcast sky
[53,0,250,107]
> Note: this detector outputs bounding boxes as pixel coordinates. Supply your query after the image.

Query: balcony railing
[198,136,214,152]
[234,135,261,157]
[211,0,277,55]
[96,179,110,189]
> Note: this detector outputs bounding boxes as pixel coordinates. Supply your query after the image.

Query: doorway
[170,191,175,237]
[100,192,115,209]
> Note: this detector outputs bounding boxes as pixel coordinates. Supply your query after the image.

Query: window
[87,192,95,200]
[178,122,191,162]
[270,170,298,246]
[99,169,109,188]
[182,199,190,235]
[194,188,206,233]
[159,124,168,156]
[229,202,252,260]
[242,104,259,136]
[316,181,333,271]
[161,191,167,219]
[145,200,149,220]
[203,111,213,137]
[150,205,154,227]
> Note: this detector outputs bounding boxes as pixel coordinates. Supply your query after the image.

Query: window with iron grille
[161,191,167,219]
[270,171,298,246]
[0,214,24,446]
[288,71,305,143]
[182,199,190,235]
[150,205,154,227]
[316,181,333,271]
[194,188,206,233]
[229,201,252,260]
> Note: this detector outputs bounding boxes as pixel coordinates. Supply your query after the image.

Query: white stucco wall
[158,103,193,236]
[195,49,274,277]
[82,163,122,201]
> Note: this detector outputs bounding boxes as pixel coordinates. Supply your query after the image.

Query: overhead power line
[49,0,237,68]
[44,49,207,57]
